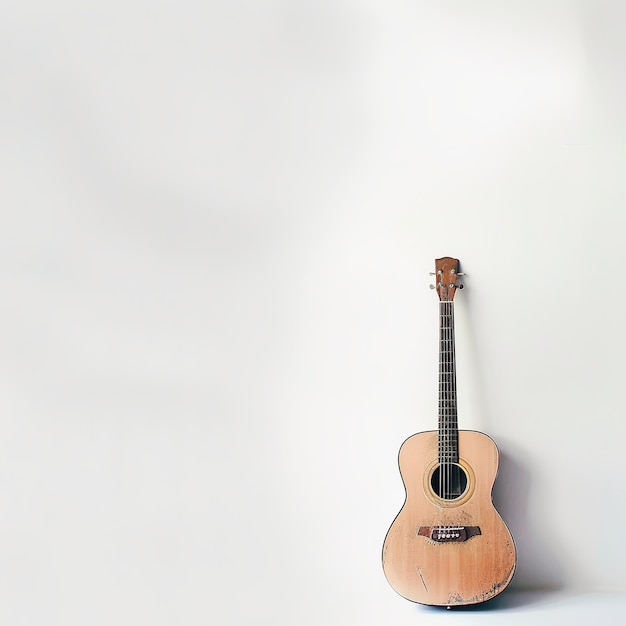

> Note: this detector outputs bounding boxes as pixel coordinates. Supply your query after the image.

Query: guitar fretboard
[438,301,458,463]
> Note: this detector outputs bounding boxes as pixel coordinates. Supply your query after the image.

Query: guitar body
[382,430,516,606]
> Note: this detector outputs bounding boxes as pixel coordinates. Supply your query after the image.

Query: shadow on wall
[456,275,565,594]
[492,450,565,592]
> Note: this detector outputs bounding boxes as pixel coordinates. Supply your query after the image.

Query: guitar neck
[438,300,459,463]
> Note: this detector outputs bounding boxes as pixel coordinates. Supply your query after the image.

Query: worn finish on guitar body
[382,430,516,606]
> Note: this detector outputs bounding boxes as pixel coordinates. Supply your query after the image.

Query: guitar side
[382,430,516,606]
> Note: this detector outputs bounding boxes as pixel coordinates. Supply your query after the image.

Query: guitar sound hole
[430,463,468,500]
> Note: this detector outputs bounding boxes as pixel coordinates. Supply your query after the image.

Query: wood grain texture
[382,430,516,606]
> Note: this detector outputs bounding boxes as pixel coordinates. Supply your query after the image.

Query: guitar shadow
[491,449,565,595]
[453,281,566,608]
[420,590,556,612]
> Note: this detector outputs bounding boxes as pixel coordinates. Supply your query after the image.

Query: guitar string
[440,295,447,502]
[446,302,452,508]
[444,301,452,508]
[444,299,449,522]
[441,298,448,528]
[449,299,455,509]
[451,299,457,509]
[450,303,462,516]
[448,302,456,497]
[442,299,445,509]
[444,300,448,506]
[446,302,452,500]
[439,298,444,529]
[437,280,458,533]
[444,301,451,500]
[438,298,443,528]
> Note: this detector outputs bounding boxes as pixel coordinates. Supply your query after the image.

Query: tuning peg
[458,284,464,289]
[429,284,436,289]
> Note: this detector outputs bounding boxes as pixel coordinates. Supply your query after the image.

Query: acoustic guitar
[382,257,516,607]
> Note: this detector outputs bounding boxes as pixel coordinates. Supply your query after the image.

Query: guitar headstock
[431,257,464,301]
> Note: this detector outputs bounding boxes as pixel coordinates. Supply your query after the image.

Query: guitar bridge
[418,526,481,543]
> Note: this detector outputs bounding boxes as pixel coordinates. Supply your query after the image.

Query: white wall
[1,1,625,624]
